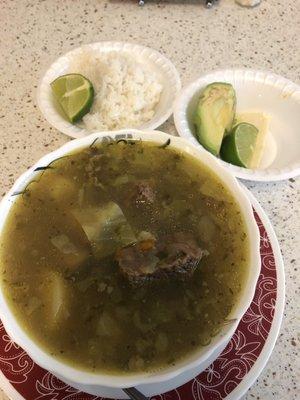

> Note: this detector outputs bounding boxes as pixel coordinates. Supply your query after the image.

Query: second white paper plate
[174,69,300,181]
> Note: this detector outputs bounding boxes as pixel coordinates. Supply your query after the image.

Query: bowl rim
[0,129,261,388]
[36,41,182,139]
[173,68,300,181]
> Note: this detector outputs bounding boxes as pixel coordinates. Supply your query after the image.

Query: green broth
[0,140,249,374]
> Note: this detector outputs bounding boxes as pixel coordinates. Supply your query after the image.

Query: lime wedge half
[51,74,94,123]
[221,122,258,168]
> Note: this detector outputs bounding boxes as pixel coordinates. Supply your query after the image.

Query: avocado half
[194,82,236,156]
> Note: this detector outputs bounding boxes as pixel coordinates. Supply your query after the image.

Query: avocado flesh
[194,82,236,156]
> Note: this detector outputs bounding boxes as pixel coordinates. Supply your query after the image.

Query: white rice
[68,50,163,131]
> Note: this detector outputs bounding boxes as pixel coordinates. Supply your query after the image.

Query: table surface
[0,1,299,399]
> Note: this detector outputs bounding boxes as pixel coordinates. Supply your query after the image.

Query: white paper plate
[173,69,300,181]
[37,42,181,139]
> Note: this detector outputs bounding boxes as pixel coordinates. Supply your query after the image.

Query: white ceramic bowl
[0,130,260,391]
[37,42,181,139]
[174,69,300,181]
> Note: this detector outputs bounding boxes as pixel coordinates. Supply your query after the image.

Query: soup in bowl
[0,130,260,389]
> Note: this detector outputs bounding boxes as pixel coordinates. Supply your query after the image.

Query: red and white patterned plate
[0,189,284,400]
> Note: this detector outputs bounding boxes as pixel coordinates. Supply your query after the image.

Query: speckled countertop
[0,1,299,399]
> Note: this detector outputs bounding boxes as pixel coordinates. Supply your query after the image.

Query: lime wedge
[51,74,94,123]
[235,111,270,168]
[220,122,258,168]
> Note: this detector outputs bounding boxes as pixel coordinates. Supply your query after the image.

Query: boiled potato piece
[48,175,78,204]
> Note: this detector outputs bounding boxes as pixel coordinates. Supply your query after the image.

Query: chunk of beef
[156,233,207,277]
[115,232,207,285]
[136,181,155,204]
[125,180,156,206]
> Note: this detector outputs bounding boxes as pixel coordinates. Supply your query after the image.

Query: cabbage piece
[133,310,154,333]
[200,180,228,202]
[25,297,42,316]
[51,234,79,254]
[51,233,90,270]
[128,356,145,371]
[51,273,66,319]
[155,332,168,352]
[49,212,92,273]
[97,311,121,337]
[198,215,217,243]
[43,272,71,328]
[137,231,156,241]
[72,202,136,259]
